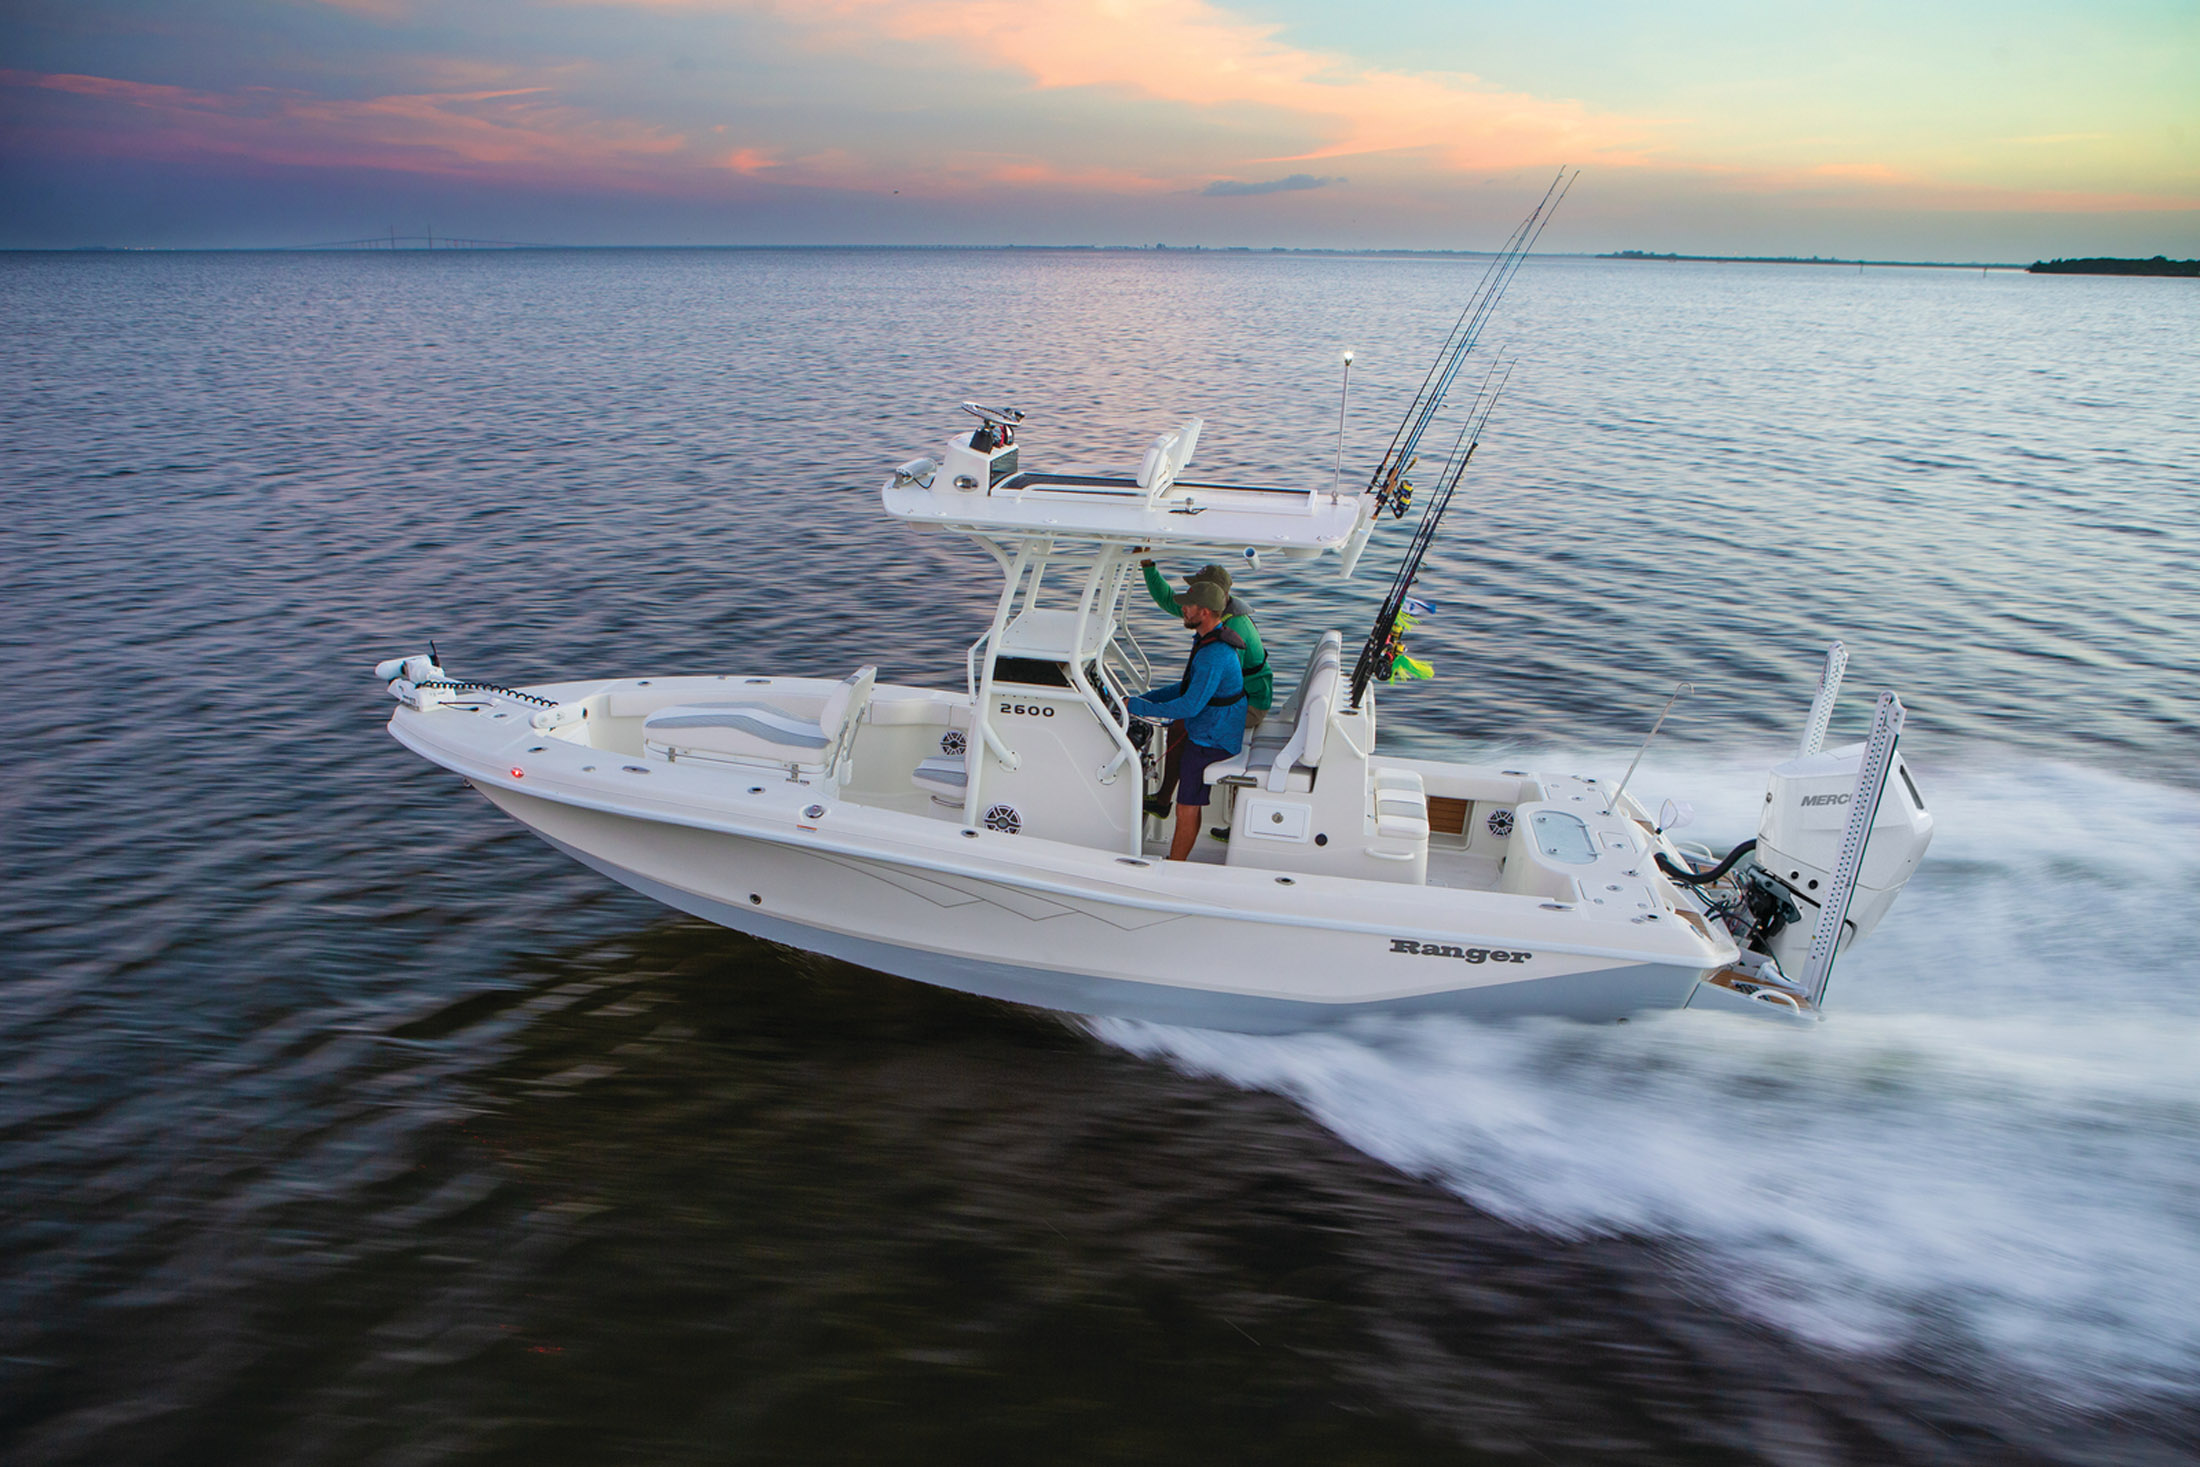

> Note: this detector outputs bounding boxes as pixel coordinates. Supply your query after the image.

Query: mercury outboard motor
[1656,642,1934,1009]
[1752,738,1933,977]
[1742,642,1933,1003]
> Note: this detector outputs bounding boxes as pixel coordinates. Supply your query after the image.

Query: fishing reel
[1375,455,1418,519]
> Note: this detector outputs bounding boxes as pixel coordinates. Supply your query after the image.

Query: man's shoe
[1209,827,1230,842]
[1143,796,1173,820]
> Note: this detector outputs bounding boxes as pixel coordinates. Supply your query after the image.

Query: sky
[1,0,2194,257]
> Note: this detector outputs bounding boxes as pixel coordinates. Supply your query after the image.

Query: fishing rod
[1362,168,1576,516]
[1343,170,1574,708]
[1350,359,1514,706]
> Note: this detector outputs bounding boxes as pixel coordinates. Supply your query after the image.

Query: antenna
[1608,682,1694,818]
[1330,349,1354,500]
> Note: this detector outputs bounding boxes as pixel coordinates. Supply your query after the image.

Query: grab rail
[965,630,991,703]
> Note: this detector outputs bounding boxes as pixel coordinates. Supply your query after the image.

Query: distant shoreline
[9,245,2187,274]
[7,243,2021,267]
[2027,256,2198,277]
[1601,249,2017,270]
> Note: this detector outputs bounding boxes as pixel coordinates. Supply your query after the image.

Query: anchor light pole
[1332,349,1354,499]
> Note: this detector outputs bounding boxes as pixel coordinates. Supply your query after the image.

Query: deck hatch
[1530,809,1598,865]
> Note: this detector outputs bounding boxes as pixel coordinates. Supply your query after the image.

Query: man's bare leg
[1167,801,1202,861]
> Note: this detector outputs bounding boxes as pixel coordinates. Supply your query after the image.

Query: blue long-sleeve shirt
[1128,635,1247,755]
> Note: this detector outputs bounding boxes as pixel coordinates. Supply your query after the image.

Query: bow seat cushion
[644,702,833,763]
[642,667,875,769]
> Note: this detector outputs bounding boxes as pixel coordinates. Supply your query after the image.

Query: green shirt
[1142,565,1273,711]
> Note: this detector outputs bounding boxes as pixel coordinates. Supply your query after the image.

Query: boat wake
[1092,750,2200,1408]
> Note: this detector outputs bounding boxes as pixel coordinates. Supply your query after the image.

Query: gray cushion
[646,702,830,750]
[911,754,969,790]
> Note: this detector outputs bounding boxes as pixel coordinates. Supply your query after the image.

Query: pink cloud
[2,61,1192,202]
[307,0,418,17]
[2,67,701,187]
[587,0,2200,216]
[2,70,253,113]
[1806,162,1906,183]
[608,0,1639,174]
[720,146,777,174]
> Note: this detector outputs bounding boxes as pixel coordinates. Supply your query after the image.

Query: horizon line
[6,242,2052,270]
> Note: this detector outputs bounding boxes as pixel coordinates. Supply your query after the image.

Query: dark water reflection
[16,919,2176,1466]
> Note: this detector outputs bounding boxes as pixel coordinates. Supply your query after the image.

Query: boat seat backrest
[1265,658,1338,792]
[820,664,876,768]
[1276,631,1343,725]
[816,668,867,744]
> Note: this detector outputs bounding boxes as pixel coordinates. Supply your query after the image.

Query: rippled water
[4,249,2197,1464]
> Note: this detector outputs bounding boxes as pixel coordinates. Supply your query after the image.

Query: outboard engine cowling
[1753,741,1933,974]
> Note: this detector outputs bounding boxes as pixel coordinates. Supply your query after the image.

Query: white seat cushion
[644,702,833,763]
[1375,779,1429,841]
[1376,812,1430,840]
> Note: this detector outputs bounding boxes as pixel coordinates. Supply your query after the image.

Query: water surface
[3,248,2196,1465]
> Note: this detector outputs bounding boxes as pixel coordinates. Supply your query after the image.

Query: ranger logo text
[1390,939,1532,964]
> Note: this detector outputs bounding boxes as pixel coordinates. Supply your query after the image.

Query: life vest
[1177,625,1248,708]
[1221,601,1268,679]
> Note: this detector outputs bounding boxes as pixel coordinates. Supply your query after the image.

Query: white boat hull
[477,784,1710,1031]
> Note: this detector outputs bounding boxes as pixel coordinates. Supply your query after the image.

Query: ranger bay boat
[378,182,1931,1030]
[377,399,1931,1030]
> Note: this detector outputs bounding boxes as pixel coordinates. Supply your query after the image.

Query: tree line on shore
[2028,257,2198,277]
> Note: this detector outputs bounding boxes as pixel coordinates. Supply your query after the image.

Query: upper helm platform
[881,406,1369,560]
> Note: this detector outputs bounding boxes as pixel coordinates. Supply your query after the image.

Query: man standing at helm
[1138,560,1271,826]
[1140,561,1272,727]
[1128,581,1248,862]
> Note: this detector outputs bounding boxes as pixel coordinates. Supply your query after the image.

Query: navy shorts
[1175,741,1232,808]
